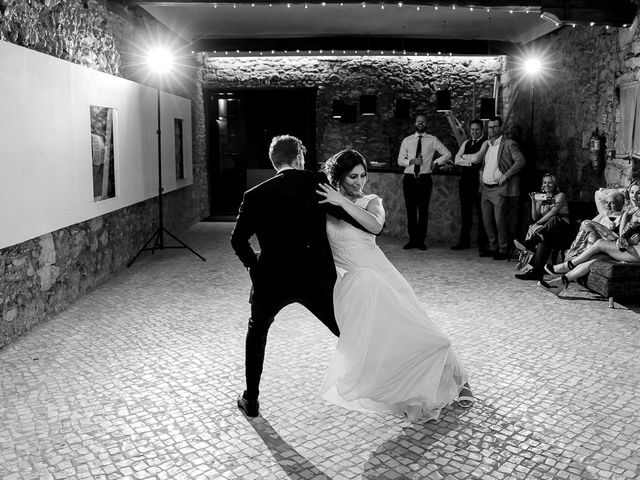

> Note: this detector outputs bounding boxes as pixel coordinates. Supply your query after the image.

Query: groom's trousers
[245,296,339,401]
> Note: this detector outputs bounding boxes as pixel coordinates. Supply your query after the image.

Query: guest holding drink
[513,173,571,280]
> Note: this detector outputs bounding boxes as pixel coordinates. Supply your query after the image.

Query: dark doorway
[204,88,317,218]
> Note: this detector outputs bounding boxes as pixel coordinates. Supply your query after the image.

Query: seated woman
[539,234,640,295]
[564,190,626,261]
[619,182,640,235]
[513,173,571,281]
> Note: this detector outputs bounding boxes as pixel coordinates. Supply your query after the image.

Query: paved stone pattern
[1,223,639,480]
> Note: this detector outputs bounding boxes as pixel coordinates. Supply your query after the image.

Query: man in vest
[452,118,488,252]
[477,117,525,260]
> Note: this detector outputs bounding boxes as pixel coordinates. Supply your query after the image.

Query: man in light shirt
[477,117,525,260]
[397,114,452,250]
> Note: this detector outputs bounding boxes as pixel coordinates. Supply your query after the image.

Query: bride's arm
[317,184,385,234]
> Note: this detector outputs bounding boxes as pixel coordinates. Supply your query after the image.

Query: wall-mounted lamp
[435,89,451,112]
[360,95,377,116]
[341,103,358,123]
[394,98,411,119]
[332,99,344,118]
[480,97,496,120]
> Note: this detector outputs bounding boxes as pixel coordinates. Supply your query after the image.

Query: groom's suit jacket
[231,168,359,334]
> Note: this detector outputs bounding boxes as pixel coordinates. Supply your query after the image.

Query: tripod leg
[127,229,160,267]
[150,230,163,255]
[163,228,206,261]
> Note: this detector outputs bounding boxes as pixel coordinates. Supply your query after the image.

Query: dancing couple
[230,135,473,422]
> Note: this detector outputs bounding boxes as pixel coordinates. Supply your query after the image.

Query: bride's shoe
[454,384,474,409]
[538,276,570,297]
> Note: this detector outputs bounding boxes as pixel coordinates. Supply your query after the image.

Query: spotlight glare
[146,48,174,73]
[524,57,542,75]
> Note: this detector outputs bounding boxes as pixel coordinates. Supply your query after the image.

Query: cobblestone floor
[1,222,639,480]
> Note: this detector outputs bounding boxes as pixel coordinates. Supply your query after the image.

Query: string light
[416,5,419,10]
[381,3,384,9]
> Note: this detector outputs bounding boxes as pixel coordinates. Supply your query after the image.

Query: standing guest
[513,173,571,280]
[452,118,488,252]
[477,117,525,260]
[398,114,452,250]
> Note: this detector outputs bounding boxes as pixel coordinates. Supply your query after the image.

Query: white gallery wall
[0,40,193,250]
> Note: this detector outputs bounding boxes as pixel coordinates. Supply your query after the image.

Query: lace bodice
[326,194,379,269]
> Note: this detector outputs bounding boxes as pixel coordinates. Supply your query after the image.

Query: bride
[316,149,473,422]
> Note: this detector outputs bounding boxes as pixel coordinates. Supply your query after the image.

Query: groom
[231,135,365,417]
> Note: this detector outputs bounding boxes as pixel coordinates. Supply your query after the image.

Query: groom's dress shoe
[403,242,415,249]
[237,392,260,417]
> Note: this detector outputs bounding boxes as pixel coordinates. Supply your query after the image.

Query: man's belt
[483,182,500,188]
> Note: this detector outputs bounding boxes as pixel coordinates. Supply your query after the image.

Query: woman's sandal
[544,260,575,276]
[455,385,474,409]
[537,275,570,297]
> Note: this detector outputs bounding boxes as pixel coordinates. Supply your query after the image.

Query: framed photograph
[175,118,184,179]
[90,105,116,201]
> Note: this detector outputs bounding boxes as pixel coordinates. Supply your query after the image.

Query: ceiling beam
[191,36,516,55]
[120,0,637,26]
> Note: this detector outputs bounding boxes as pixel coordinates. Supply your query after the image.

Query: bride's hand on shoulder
[317,183,348,207]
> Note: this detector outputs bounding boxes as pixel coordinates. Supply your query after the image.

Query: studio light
[128,48,205,267]
[146,48,174,73]
[524,57,542,75]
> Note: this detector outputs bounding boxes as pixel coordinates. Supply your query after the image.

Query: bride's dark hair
[322,149,368,187]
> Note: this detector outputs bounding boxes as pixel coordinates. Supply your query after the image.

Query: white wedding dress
[320,194,469,422]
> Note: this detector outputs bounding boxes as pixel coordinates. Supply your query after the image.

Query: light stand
[524,57,542,139]
[128,51,205,267]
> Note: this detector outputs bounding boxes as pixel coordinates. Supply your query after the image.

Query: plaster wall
[0,40,193,250]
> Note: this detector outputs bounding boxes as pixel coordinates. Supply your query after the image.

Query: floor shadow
[361,402,600,480]
[568,285,640,312]
[247,415,332,480]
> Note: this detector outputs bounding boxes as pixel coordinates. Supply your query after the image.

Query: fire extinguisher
[589,128,604,172]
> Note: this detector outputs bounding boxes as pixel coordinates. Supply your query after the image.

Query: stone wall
[507,23,640,198]
[367,172,462,242]
[202,56,504,166]
[200,55,504,243]
[0,1,206,349]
